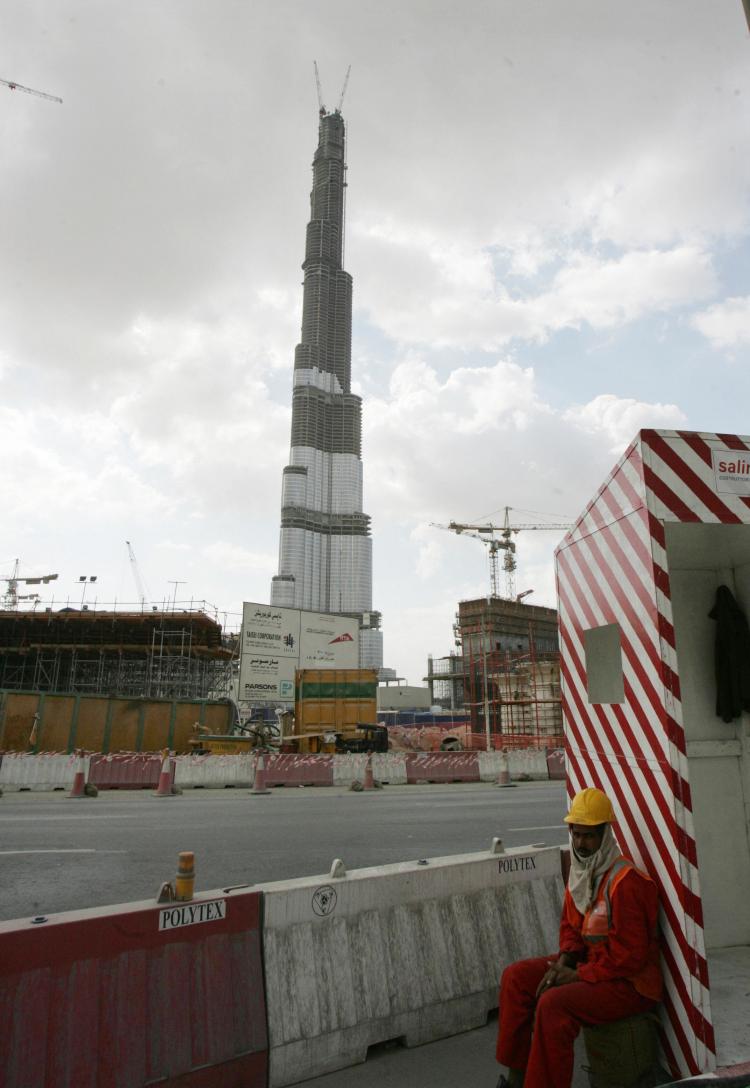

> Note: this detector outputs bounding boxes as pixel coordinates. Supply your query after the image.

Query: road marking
[0,849,127,855]
[0,815,144,822]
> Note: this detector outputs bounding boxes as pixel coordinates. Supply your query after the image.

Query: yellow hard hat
[564,787,615,826]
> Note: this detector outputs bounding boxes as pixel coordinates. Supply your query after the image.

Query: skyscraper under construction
[271,104,383,670]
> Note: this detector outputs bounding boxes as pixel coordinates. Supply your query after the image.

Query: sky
[2,1,750,686]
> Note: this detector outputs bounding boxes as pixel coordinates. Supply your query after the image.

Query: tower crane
[337,66,351,112]
[125,541,148,606]
[1,77,62,104]
[433,506,571,599]
[313,60,326,115]
[1,559,58,610]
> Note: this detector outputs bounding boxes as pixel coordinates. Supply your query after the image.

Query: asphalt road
[0,780,568,921]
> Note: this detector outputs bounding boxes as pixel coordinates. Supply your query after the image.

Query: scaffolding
[461,628,562,748]
[0,608,235,699]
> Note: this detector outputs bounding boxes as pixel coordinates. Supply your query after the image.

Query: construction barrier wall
[0,749,567,791]
[0,889,268,1088]
[555,428,750,1078]
[259,845,564,1086]
[0,689,233,754]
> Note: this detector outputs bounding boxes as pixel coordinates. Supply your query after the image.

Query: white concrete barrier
[260,844,563,1086]
[478,749,550,781]
[173,753,255,788]
[0,752,84,791]
[332,753,408,786]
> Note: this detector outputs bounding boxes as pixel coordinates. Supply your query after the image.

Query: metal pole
[482,618,491,752]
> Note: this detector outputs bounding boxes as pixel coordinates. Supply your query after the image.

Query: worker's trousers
[496,956,656,1088]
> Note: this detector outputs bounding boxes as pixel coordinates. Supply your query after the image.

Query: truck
[291,667,388,754]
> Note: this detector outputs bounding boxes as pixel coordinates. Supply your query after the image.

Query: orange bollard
[251,752,271,795]
[362,752,375,791]
[175,851,195,901]
[68,749,86,798]
[155,749,173,797]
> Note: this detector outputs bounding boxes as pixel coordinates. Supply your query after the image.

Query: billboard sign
[239,603,361,703]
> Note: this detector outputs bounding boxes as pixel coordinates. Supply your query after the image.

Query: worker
[494,787,662,1088]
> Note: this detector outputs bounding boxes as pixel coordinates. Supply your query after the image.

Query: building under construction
[426,596,562,745]
[0,608,234,700]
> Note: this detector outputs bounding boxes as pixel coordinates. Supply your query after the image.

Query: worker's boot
[496,1070,524,1088]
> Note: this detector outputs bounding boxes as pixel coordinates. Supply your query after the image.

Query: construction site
[0,607,234,700]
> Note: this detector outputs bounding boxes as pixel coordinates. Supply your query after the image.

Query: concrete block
[174,753,255,788]
[259,845,564,1086]
[0,752,84,791]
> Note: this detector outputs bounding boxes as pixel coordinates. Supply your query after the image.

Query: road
[0,780,568,921]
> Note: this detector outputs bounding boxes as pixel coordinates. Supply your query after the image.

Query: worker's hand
[535,958,578,996]
[535,963,560,997]
[549,965,578,987]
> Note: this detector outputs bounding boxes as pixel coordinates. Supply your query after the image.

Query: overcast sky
[2,1,750,685]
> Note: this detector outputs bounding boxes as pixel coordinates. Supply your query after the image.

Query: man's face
[570,823,605,858]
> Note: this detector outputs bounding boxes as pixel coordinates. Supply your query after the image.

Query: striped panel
[554,429,750,1077]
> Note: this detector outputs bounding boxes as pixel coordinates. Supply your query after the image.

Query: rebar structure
[270,99,383,669]
[0,610,234,699]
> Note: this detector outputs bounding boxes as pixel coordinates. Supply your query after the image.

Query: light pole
[168,581,187,611]
[78,575,97,607]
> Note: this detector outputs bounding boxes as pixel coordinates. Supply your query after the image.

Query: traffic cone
[155,750,174,797]
[251,752,271,796]
[68,749,86,798]
[362,753,375,791]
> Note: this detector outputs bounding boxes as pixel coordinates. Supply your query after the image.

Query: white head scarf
[567,824,622,914]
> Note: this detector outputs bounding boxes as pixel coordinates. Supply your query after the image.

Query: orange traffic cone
[68,749,86,798]
[362,753,375,791]
[155,750,174,797]
[251,752,271,796]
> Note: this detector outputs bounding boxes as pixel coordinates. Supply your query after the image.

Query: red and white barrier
[174,753,255,788]
[405,752,480,783]
[265,753,334,787]
[88,753,163,790]
[0,888,268,1087]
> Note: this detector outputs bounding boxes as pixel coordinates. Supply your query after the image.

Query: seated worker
[495,787,662,1088]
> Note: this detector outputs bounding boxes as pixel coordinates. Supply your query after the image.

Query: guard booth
[555,429,750,1079]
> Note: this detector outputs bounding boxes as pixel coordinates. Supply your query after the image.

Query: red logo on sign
[330,633,354,644]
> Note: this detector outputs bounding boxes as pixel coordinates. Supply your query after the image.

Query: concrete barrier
[260,844,564,1086]
[405,752,480,783]
[332,753,408,786]
[174,753,255,788]
[89,752,163,789]
[546,747,566,780]
[0,751,83,791]
[0,887,268,1087]
[477,749,550,782]
[265,754,334,787]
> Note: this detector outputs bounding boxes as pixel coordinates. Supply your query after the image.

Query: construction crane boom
[337,65,351,112]
[1,77,62,103]
[313,60,325,114]
[433,506,571,599]
[125,541,147,606]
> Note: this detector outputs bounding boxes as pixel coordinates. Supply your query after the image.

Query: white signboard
[300,611,359,668]
[712,448,750,495]
[159,899,226,930]
[239,602,361,703]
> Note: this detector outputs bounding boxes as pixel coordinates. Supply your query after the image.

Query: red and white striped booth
[555,429,750,1078]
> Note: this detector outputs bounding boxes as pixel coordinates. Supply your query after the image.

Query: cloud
[563,394,687,452]
[692,295,750,349]
[354,237,717,351]
[365,356,686,528]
